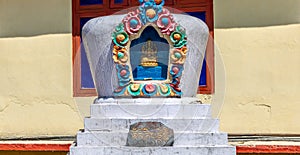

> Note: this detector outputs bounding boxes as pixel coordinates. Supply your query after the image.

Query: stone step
[90,101,211,119]
[69,144,236,155]
[84,118,219,132]
[76,131,228,146]
[93,98,202,105]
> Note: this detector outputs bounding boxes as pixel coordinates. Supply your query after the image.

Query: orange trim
[0,143,70,152]
[237,145,300,154]
[1,143,300,153]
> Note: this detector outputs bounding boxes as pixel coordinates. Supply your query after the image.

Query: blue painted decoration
[80,17,95,88]
[114,0,124,4]
[80,0,103,5]
[136,66,163,80]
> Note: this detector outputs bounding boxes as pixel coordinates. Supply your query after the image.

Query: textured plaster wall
[216,24,300,134]
[213,0,300,134]
[0,0,300,139]
[0,0,71,37]
[0,34,84,138]
[0,0,83,138]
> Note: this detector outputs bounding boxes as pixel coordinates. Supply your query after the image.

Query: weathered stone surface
[126,122,174,147]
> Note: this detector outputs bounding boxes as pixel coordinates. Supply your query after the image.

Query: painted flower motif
[116,64,131,87]
[180,45,187,54]
[112,23,129,48]
[170,65,183,78]
[157,9,176,35]
[123,11,143,35]
[170,25,187,48]
[169,65,182,93]
[170,46,187,64]
[142,83,158,96]
[127,83,142,96]
[138,0,164,24]
[158,84,171,96]
[114,86,127,96]
[113,45,128,64]
[170,80,181,93]
[112,0,185,97]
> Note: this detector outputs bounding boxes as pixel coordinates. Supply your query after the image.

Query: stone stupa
[69,0,236,154]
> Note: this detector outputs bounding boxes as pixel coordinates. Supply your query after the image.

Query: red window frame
[72,0,214,97]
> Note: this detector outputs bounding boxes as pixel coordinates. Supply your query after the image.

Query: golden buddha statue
[140,40,158,67]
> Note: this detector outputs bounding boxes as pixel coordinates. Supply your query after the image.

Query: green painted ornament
[118,52,124,59]
[128,84,141,96]
[174,52,181,59]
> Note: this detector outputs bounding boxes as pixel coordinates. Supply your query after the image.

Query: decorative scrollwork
[111,0,187,97]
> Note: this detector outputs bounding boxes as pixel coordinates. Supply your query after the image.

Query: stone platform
[69,98,236,155]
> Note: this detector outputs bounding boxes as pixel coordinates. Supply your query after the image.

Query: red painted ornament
[145,84,155,93]
[172,66,179,74]
[114,87,124,93]
[120,69,127,77]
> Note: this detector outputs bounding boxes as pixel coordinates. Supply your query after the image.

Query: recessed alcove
[129,26,170,81]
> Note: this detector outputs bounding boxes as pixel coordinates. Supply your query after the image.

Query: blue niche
[130,26,169,81]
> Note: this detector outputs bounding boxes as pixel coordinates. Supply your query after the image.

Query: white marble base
[84,117,219,132]
[70,144,236,155]
[91,98,210,119]
[69,98,236,155]
[76,131,229,146]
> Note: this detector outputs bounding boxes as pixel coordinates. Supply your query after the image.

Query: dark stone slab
[126,122,174,147]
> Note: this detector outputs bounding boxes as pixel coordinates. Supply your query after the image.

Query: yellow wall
[0,0,83,138]
[0,0,299,139]
[0,0,71,37]
[216,24,300,134]
[213,0,300,134]
[214,0,300,28]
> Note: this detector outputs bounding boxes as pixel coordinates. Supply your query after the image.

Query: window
[72,0,214,96]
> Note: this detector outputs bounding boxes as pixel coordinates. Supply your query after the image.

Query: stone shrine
[69,0,236,154]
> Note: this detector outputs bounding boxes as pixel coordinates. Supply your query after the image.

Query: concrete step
[69,144,236,155]
[84,118,219,132]
[90,101,211,119]
[76,131,228,146]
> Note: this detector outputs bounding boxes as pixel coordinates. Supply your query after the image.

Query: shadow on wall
[0,0,71,38]
[214,0,300,28]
